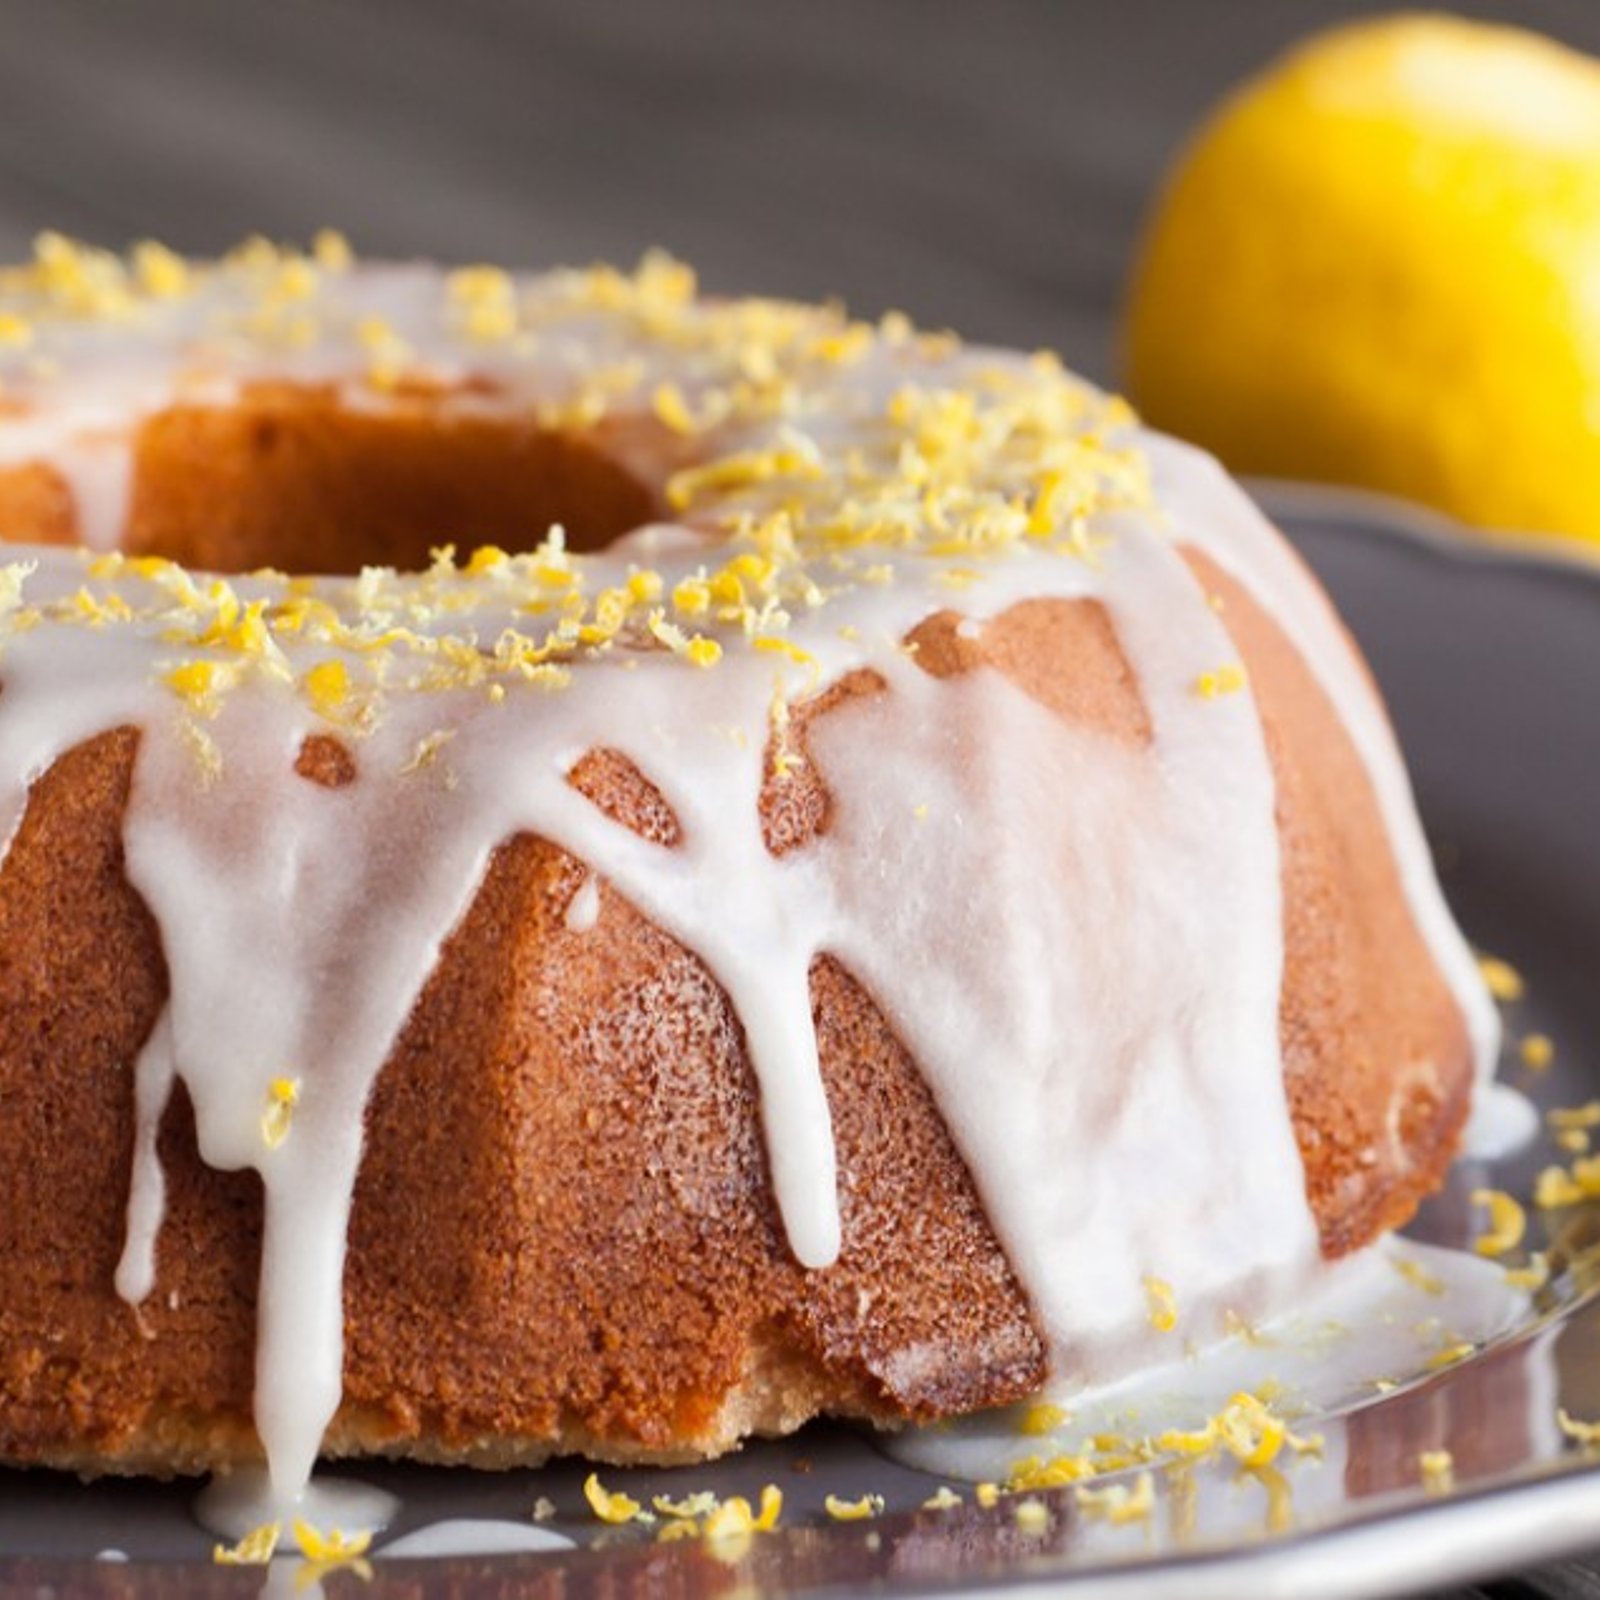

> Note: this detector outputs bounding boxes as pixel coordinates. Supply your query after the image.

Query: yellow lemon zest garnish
[752,1484,782,1531]
[1505,1252,1551,1291]
[313,229,353,272]
[1216,1392,1287,1467]
[1154,1423,1219,1458]
[1535,1164,1587,1208]
[584,1472,650,1525]
[292,1520,372,1564]
[164,658,237,714]
[1558,1408,1600,1446]
[304,658,350,717]
[1520,1033,1556,1070]
[1194,663,1248,699]
[261,1076,302,1150]
[1470,1188,1527,1257]
[1477,955,1525,1002]
[1014,1499,1050,1535]
[702,1497,756,1545]
[0,559,36,619]
[1391,1255,1445,1295]
[213,1522,281,1565]
[1074,1470,1155,1525]
[133,240,191,299]
[1156,1392,1324,1468]
[1018,1401,1069,1436]
[1550,1101,1600,1130]
[1008,1452,1095,1489]
[1419,1449,1455,1494]
[356,314,411,388]
[823,1493,884,1522]
[672,577,710,617]
[652,1491,718,1519]
[652,382,699,435]
[1143,1274,1178,1332]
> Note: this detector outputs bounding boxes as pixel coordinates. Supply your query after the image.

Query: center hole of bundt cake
[119,390,656,574]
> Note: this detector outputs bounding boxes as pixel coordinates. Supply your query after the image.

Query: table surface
[1,2,1598,1595]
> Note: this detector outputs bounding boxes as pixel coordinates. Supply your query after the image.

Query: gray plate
[2,486,1598,1599]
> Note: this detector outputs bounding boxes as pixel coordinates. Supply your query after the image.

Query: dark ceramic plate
[2,486,1598,1599]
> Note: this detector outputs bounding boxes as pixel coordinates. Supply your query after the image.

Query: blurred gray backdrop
[4,0,1600,385]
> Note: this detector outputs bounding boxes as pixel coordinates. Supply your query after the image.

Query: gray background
[5,0,1600,387]
[2,3,1598,1596]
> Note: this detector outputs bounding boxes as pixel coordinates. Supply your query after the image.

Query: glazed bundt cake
[0,236,1496,1501]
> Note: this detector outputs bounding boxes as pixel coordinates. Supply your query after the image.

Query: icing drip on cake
[0,238,1499,1501]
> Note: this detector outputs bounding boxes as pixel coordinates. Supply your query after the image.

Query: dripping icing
[0,243,1497,1505]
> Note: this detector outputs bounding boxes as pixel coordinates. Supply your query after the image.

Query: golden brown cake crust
[0,388,1474,1476]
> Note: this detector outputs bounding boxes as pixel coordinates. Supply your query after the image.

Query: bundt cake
[0,236,1497,1503]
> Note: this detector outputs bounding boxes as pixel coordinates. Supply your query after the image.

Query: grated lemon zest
[823,1493,884,1522]
[1470,1188,1526,1257]
[1419,1449,1454,1494]
[584,1472,652,1525]
[1477,954,1524,1002]
[213,1522,281,1565]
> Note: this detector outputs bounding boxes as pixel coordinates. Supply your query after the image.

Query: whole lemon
[1122,13,1600,543]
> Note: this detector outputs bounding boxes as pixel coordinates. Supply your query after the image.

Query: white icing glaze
[195,1467,399,1545]
[886,1237,1529,1483]
[0,244,1497,1508]
[563,873,601,933]
[1146,437,1502,1086]
[1465,1082,1541,1159]
[379,1519,575,1558]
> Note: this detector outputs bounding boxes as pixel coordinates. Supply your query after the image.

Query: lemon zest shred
[1470,1188,1526,1257]
[1018,1401,1069,1436]
[584,1472,652,1525]
[1519,1033,1555,1070]
[1143,1274,1178,1332]
[823,1493,884,1522]
[1477,954,1525,1002]
[1558,1408,1600,1447]
[1419,1449,1454,1494]
[261,1076,302,1150]
[1074,1470,1155,1525]
[213,1522,281,1565]
[292,1520,372,1564]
